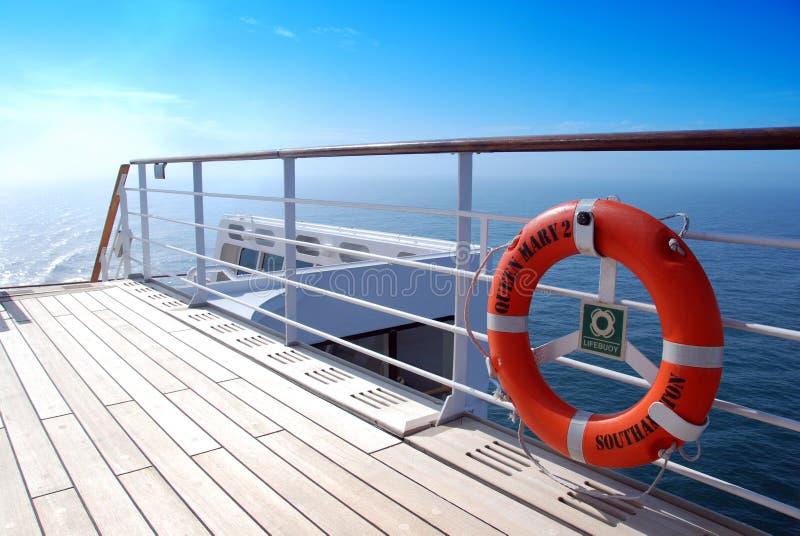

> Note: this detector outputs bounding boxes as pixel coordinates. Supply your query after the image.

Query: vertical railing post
[190,162,208,306]
[137,164,151,279]
[479,217,489,269]
[283,158,298,345]
[598,257,618,303]
[439,151,473,424]
[118,172,132,278]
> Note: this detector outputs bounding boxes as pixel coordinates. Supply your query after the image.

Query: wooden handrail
[130,126,800,164]
[91,164,129,282]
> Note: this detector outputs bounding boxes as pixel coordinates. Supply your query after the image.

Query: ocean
[1,171,798,534]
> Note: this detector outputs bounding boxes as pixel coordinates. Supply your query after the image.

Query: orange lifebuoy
[487,199,723,468]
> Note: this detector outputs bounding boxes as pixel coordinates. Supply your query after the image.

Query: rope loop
[679,440,703,462]
[464,242,510,361]
[659,211,690,237]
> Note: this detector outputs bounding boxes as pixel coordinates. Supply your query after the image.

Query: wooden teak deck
[0,280,756,535]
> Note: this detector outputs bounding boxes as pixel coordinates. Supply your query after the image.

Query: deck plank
[259,430,441,535]
[90,291,236,382]
[98,287,189,333]
[164,389,381,536]
[33,488,98,536]
[194,448,324,536]
[0,283,751,536]
[22,298,130,406]
[174,329,399,453]
[0,428,42,536]
[71,292,106,312]
[0,298,30,323]
[226,378,502,535]
[37,296,70,317]
[43,414,153,535]
[409,421,629,534]
[0,342,71,498]
[93,307,278,437]
[409,418,741,535]
[119,467,211,536]
[374,442,580,535]
[109,401,268,536]
[55,312,218,456]
[0,306,70,419]
[55,295,186,394]
[15,299,149,475]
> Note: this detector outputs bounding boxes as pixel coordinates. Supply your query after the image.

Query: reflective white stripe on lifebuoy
[567,410,592,463]
[573,198,599,257]
[486,313,528,333]
[648,401,709,442]
[662,340,723,368]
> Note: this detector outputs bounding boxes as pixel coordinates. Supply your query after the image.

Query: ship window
[260,253,283,272]
[296,235,320,256]
[339,242,369,263]
[255,228,275,247]
[237,248,259,275]
[220,243,239,264]
[398,252,416,257]
[228,224,245,241]
[296,260,314,269]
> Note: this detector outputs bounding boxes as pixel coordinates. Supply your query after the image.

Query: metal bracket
[154,162,167,180]
[574,198,599,257]
[649,401,709,442]
[485,357,496,378]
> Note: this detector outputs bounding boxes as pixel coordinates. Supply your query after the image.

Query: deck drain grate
[351,388,407,409]
[187,312,221,322]
[267,350,312,365]
[210,322,246,334]
[581,481,641,514]
[236,335,275,348]
[465,441,531,475]
[559,492,630,526]
[304,367,354,384]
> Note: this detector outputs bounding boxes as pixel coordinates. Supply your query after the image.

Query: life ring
[487,199,723,468]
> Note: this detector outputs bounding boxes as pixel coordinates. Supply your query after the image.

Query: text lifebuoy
[487,199,723,468]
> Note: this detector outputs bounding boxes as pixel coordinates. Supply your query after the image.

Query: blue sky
[0,1,798,184]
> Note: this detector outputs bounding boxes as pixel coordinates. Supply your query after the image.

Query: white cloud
[273,26,295,39]
[240,16,258,26]
[312,26,359,36]
[34,88,184,103]
[311,26,376,48]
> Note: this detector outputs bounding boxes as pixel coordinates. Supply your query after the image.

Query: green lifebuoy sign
[579,301,628,360]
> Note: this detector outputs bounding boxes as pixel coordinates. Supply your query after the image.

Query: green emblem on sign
[579,301,628,360]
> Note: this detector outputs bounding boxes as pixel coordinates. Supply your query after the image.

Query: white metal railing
[124,206,800,344]
[127,214,800,439]
[103,129,800,525]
